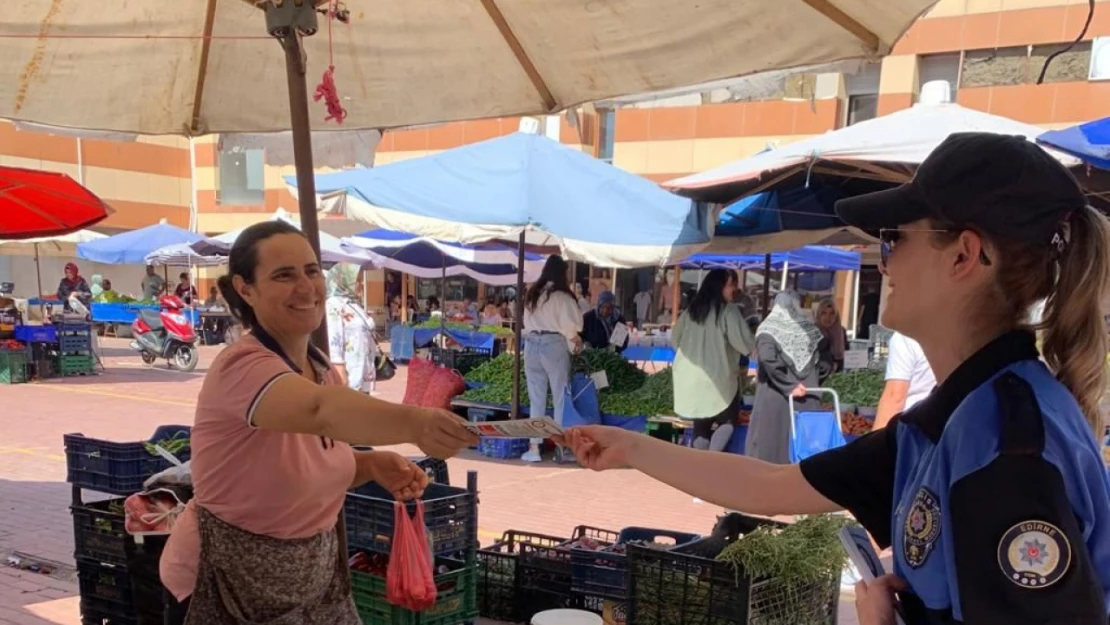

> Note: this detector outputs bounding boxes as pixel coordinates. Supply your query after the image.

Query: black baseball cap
[834,132,1087,247]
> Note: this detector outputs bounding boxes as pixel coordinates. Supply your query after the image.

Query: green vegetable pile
[143,431,191,458]
[414,319,513,337]
[713,514,849,625]
[823,368,885,407]
[460,350,675,417]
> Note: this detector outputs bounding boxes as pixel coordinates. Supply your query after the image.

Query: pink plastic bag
[385,500,438,611]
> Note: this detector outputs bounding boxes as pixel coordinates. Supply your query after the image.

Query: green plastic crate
[58,354,95,376]
[351,557,477,625]
[0,350,28,384]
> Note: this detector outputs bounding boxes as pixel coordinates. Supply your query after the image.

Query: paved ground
[0,338,860,624]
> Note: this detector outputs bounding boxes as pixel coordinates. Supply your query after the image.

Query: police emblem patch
[997,520,1071,589]
[902,487,941,568]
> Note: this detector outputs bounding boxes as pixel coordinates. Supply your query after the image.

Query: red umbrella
[0,166,113,240]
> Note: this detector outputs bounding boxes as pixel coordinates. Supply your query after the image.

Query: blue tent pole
[761,254,772,316]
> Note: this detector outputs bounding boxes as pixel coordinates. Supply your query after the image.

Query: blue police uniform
[801,330,1110,624]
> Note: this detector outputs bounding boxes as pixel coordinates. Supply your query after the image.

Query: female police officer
[559,132,1110,625]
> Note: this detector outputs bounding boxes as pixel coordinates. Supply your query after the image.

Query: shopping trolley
[789,388,847,463]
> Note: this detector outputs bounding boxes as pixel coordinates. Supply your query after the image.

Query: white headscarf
[756,291,823,373]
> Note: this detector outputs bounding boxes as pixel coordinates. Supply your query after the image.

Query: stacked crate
[344,471,479,625]
[57,321,95,376]
[64,426,192,625]
[0,343,28,384]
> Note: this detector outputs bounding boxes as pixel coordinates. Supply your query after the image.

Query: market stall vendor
[580,290,629,352]
[56,263,91,311]
[174,272,198,305]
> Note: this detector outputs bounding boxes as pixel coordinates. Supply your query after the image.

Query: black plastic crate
[60,334,93,354]
[413,456,450,485]
[477,530,568,622]
[430,345,494,376]
[64,426,191,496]
[571,527,700,601]
[76,557,163,625]
[345,471,477,558]
[628,514,838,625]
[516,526,619,613]
[72,497,132,565]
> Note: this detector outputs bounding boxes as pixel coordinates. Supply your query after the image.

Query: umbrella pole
[761,254,771,316]
[440,255,446,337]
[34,243,43,300]
[511,232,524,420]
[274,13,347,565]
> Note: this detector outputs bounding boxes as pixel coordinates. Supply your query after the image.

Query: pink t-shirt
[160,334,356,601]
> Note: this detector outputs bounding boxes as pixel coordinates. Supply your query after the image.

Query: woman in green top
[671,269,754,451]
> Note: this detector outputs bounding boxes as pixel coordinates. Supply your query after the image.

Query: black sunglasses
[879,229,992,267]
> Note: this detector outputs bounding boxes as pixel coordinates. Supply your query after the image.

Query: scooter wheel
[140,351,157,365]
[172,345,199,372]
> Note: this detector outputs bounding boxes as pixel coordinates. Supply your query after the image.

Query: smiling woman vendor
[559,133,1110,625]
[160,221,477,624]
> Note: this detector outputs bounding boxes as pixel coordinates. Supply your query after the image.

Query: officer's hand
[855,574,907,625]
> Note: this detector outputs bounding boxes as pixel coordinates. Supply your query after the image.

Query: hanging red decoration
[313,1,347,124]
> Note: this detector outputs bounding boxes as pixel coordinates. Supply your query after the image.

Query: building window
[217,148,265,205]
[846,95,879,126]
[917,53,961,100]
[961,43,1092,88]
[1093,37,1110,81]
[844,63,881,126]
[597,109,615,163]
[1032,42,1092,83]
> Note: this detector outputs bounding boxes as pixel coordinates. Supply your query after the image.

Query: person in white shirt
[521,255,583,462]
[874,331,937,429]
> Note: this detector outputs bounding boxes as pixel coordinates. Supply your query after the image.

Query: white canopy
[667,101,1083,203]
[0,230,107,257]
[0,0,938,134]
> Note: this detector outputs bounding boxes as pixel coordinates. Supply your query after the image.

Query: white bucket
[531,609,604,625]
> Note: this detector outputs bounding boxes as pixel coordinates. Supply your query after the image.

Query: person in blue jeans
[521,255,583,463]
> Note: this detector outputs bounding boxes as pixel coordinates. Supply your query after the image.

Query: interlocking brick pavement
[0,338,859,624]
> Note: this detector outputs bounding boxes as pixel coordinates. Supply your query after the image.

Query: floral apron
[182,506,359,625]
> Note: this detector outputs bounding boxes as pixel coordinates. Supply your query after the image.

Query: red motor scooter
[129,295,199,371]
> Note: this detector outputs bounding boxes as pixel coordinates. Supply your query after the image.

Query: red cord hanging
[314,1,347,124]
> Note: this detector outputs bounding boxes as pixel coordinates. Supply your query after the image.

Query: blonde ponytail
[1039,207,1110,434]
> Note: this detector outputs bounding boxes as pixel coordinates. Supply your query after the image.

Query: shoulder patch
[997,520,1071,588]
[903,487,942,568]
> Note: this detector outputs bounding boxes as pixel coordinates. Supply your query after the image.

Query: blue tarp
[681,245,860,272]
[289,133,711,267]
[715,186,847,238]
[1037,117,1110,171]
[78,223,203,265]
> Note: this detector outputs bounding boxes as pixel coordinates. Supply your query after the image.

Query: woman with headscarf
[325,265,377,394]
[56,263,92,311]
[815,297,848,379]
[746,290,824,464]
[580,290,629,352]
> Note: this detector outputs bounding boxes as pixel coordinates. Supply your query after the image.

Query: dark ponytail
[525,255,572,311]
[220,220,306,330]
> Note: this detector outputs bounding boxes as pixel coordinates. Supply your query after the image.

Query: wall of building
[0,122,192,230]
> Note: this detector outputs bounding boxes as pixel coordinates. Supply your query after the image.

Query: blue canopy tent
[681,246,861,272]
[287,132,711,268]
[77,222,203,265]
[1037,117,1110,171]
[288,132,712,418]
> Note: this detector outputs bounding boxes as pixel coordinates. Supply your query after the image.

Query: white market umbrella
[192,209,381,268]
[666,93,1085,204]
[0,230,107,298]
[0,1,939,135]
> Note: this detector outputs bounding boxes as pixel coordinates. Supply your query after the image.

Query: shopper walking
[874,331,936,429]
[159,221,476,625]
[520,255,582,463]
[745,290,823,464]
[325,265,377,394]
[671,269,754,451]
[559,133,1110,625]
